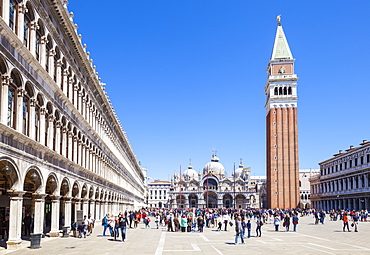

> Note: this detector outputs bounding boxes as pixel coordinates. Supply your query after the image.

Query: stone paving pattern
[2,215,370,255]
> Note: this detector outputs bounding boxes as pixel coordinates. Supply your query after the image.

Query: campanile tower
[265,16,299,209]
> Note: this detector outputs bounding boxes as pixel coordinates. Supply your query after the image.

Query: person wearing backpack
[102,214,109,236]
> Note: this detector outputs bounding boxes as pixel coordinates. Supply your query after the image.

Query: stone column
[16,4,27,41]
[80,141,84,167]
[2,0,9,26]
[56,60,62,86]
[68,132,73,160]
[95,201,100,221]
[78,91,83,113]
[62,70,69,95]
[74,200,81,223]
[28,99,36,140]
[1,75,11,125]
[47,115,54,150]
[64,198,72,228]
[83,199,89,217]
[89,200,95,219]
[48,50,55,78]
[104,202,108,215]
[73,137,78,163]
[61,127,67,157]
[73,85,79,109]
[49,196,61,237]
[39,108,46,145]
[81,98,86,118]
[15,88,24,133]
[33,194,46,234]
[39,36,47,68]
[29,21,38,57]
[6,192,24,250]
[68,80,74,101]
[54,121,61,154]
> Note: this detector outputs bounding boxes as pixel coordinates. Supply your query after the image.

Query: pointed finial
[276,15,281,26]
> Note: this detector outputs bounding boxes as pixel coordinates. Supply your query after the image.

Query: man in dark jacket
[119,214,127,241]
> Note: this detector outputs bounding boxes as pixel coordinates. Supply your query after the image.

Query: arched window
[288,86,292,95]
[283,87,287,95]
[279,87,283,95]
[274,87,278,95]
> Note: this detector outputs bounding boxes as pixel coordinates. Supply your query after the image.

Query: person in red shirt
[342,213,350,232]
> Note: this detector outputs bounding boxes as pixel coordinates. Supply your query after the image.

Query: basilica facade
[168,156,261,209]
[0,0,144,249]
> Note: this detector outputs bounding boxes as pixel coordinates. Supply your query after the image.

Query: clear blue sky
[68,1,370,181]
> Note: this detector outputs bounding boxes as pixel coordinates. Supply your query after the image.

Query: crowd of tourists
[68,207,368,245]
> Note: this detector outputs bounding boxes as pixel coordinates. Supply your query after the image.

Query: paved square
[3,215,370,255]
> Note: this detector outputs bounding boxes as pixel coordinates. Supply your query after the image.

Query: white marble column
[64,198,72,228]
[6,192,24,250]
[15,88,24,133]
[16,4,27,41]
[83,199,89,217]
[73,85,79,109]
[54,121,61,154]
[33,194,46,234]
[48,50,55,78]
[74,200,81,223]
[89,200,95,219]
[56,60,62,86]
[62,70,69,95]
[78,91,83,113]
[49,196,60,237]
[73,137,78,163]
[68,80,74,101]
[28,99,36,140]
[2,0,9,26]
[29,21,38,57]
[68,132,73,160]
[47,115,54,150]
[39,36,47,68]
[1,75,11,125]
[61,128,67,158]
[39,108,46,145]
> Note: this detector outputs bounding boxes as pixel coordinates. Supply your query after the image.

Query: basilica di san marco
[168,155,265,209]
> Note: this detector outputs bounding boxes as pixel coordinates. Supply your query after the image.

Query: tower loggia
[265,17,300,209]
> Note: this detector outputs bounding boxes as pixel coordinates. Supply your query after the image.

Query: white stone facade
[0,0,144,249]
[168,157,260,209]
[310,140,370,211]
[148,181,171,208]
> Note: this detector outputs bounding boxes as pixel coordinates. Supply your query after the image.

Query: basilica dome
[234,163,244,179]
[203,156,225,176]
[184,164,198,179]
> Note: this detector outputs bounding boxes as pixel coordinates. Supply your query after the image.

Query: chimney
[363,140,367,143]
[339,150,342,154]
[350,145,354,149]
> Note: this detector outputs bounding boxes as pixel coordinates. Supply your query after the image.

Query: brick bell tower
[265,16,300,209]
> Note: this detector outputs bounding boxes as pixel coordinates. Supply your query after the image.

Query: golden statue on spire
[276,15,281,26]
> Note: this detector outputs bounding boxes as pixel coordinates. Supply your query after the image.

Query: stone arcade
[0,0,145,249]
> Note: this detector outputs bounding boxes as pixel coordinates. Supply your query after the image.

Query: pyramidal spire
[271,16,293,60]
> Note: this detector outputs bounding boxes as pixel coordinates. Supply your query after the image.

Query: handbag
[229,222,233,227]
[351,223,354,227]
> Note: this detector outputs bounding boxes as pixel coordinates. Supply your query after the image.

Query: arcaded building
[265,18,300,209]
[310,140,370,211]
[168,156,261,209]
[0,0,145,249]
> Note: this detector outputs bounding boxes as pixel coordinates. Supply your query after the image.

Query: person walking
[342,213,350,232]
[246,220,251,238]
[234,216,245,244]
[223,213,230,231]
[23,213,32,236]
[180,215,187,232]
[292,214,299,232]
[274,216,280,231]
[353,213,359,232]
[119,214,127,242]
[256,216,262,237]
[283,214,290,232]
[102,214,110,236]
[197,216,205,232]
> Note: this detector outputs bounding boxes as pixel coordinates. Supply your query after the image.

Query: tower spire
[271,15,293,60]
